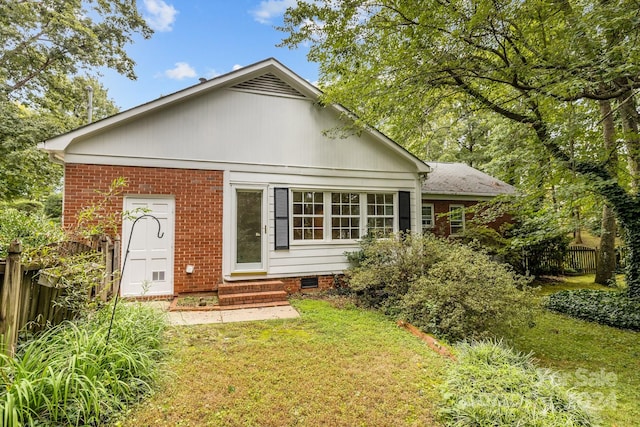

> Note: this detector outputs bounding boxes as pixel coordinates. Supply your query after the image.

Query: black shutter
[398,191,411,232]
[274,188,289,250]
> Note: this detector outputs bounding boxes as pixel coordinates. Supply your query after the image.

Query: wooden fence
[527,245,627,275]
[0,236,120,356]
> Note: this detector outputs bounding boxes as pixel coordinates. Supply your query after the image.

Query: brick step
[218,280,285,296]
[218,290,288,306]
[219,300,291,310]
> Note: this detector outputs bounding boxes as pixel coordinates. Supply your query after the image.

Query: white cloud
[232,64,243,71]
[164,62,197,80]
[250,0,296,24]
[143,0,178,32]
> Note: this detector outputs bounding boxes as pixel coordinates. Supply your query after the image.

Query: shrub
[44,193,63,219]
[545,290,640,331]
[0,208,64,258]
[345,233,450,315]
[401,243,534,341]
[346,233,535,341]
[440,341,594,426]
[0,302,166,426]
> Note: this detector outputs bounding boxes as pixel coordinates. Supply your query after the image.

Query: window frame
[449,204,465,235]
[421,201,435,231]
[330,192,361,241]
[289,189,398,244]
[291,190,325,241]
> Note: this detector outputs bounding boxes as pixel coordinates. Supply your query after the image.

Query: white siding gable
[66,86,415,173]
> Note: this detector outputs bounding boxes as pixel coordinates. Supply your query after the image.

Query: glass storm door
[235,188,265,270]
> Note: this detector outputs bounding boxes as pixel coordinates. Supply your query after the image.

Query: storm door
[234,187,267,271]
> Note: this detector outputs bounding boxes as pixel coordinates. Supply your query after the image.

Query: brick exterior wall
[64,164,224,295]
[424,199,512,238]
[279,274,338,294]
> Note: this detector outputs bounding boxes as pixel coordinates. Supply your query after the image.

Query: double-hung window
[331,192,361,240]
[422,201,434,232]
[292,191,324,240]
[366,193,394,236]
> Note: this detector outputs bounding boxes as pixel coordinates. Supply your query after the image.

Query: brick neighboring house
[41,58,513,299]
[421,162,515,237]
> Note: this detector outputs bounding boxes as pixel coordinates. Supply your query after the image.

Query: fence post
[0,241,23,356]
[112,236,121,297]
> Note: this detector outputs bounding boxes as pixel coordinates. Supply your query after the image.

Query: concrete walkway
[144,301,300,325]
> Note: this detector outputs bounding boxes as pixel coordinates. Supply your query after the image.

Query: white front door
[121,197,174,297]
[233,187,267,272]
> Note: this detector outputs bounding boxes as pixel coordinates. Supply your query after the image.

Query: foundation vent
[301,277,319,289]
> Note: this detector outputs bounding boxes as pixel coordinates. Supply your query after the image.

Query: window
[289,190,398,242]
[292,191,324,240]
[422,202,434,231]
[449,204,465,235]
[367,193,394,236]
[331,192,360,240]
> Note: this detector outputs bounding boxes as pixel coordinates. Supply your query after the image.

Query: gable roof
[40,58,430,173]
[422,162,515,198]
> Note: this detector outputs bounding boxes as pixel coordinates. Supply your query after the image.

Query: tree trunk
[596,204,617,285]
[618,91,640,193]
[594,100,618,285]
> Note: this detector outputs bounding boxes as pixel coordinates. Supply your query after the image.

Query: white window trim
[421,202,435,231]
[449,204,465,235]
[289,189,397,245]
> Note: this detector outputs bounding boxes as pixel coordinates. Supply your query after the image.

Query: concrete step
[218,280,285,295]
[218,290,288,306]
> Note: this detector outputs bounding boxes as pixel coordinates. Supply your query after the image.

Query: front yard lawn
[117,298,449,426]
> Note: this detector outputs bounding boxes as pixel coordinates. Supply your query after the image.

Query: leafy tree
[281,0,640,297]
[0,77,118,201]
[0,0,149,201]
[1,0,151,106]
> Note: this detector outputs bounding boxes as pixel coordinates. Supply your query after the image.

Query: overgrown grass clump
[545,289,640,330]
[440,341,594,426]
[346,233,535,341]
[0,303,166,426]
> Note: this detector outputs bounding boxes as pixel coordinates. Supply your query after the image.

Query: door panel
[234,188,266,271]
[121,197,174,296]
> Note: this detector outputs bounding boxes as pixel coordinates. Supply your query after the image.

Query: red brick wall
[64,164,224,294]
[280,275,337,294]
[425,199,511,237]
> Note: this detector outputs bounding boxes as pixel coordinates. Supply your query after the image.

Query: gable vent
[231,73,306,98]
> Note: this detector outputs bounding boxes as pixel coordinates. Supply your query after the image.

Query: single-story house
[41,58,513,299]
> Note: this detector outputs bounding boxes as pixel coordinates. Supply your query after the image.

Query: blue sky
[100,0,317,110]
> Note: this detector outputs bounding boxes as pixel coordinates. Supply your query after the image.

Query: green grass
[505,278,640,426]
[117,277,639,426]
[0,302,166,426]
[117,297,449,426]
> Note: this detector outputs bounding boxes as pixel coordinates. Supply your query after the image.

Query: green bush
[440,341,594,426]
[0,302,166,426]
[0,208,64,258]
[346,233,534,341]
[44,193,63,219]
[401,243,534,341]
[345,233,450,315]
[545,290,640,331]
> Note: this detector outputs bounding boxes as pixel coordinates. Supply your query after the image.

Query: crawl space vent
[300,277,319,289]
[231,73,305,98]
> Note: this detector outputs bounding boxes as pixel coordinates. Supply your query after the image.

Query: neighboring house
[41,58,513,298]
[421,162,515,237]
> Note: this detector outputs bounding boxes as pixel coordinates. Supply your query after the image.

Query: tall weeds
[0,302,166,426]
